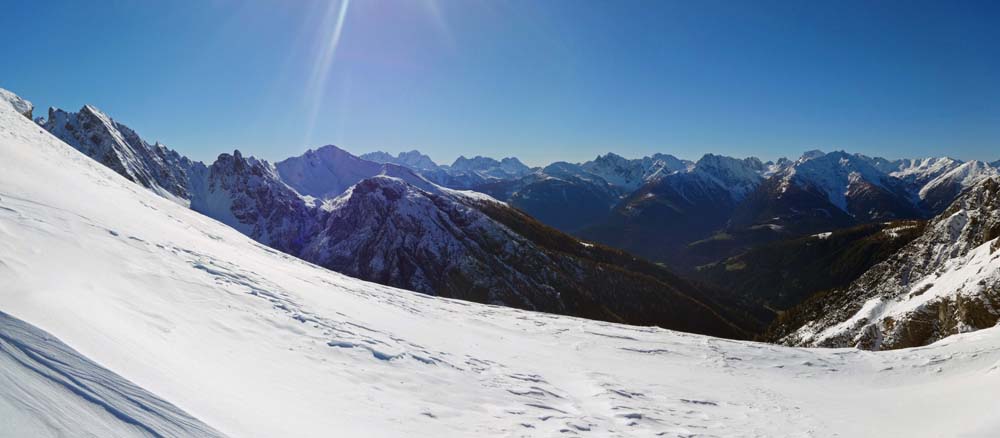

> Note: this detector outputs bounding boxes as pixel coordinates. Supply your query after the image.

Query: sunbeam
[303,0,351,148]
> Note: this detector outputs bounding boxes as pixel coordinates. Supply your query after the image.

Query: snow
[801,237,1000,348]
[579,152,690,190]
[0,311,222,437]
[782,151,896,212]
[275,145,385,199]
[882,222,920,239]
[888,157,962,186]
[919,160,999,200]
[0,89,31,118]
[3,89,1000,437]
[813,232,833,239]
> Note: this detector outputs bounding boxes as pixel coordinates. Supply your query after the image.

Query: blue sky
[3,0,999,166]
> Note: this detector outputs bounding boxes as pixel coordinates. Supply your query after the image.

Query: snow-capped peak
[780,150,903,212]
[580,152,691,190]
[275,145,384,199]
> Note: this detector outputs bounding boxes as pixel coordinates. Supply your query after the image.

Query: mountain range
[37,102,756,338]
[24,92,1000,346]
[361,147,998,272]
[5,87,1000,437]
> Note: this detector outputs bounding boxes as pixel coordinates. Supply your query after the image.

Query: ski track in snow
[3,92,1000,437]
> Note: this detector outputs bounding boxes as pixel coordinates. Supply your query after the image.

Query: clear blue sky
[3,0,999,166]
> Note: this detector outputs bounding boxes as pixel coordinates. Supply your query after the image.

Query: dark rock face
[771,178,1000,350]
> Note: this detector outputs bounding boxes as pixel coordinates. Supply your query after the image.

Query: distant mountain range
[362,147,998,271]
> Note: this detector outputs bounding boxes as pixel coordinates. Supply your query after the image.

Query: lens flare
[303,0,351,147]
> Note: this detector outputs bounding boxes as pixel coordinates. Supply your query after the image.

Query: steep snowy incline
[0,311,223,438]
[3,90,1000,437]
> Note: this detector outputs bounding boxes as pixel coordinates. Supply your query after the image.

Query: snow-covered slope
[5,89,1000,437]
[778,177,1000,350]
[0,311,223,438]
[882,157,963,189]
[918,160,999,213]
[0,88,32,119]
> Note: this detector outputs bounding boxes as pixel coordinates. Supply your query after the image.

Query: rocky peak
[780,150,905,212]
[195,151,319,254]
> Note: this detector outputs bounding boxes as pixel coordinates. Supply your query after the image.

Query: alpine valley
[3,88,1000,437]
